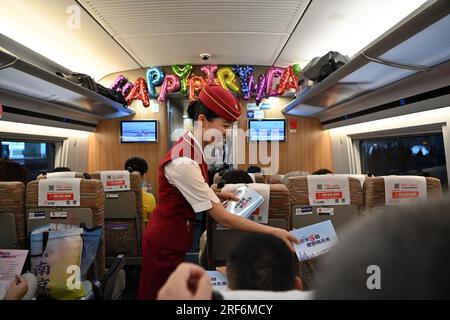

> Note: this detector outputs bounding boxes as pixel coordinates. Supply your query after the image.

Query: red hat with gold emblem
[193,84,242,122]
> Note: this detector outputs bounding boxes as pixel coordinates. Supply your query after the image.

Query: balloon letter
[146,67,165,98]
[171,64,193,94]
[244,73,254,100]
[293,64,302,78]
[126,78,150,107]
[254,74,267,105]
[188,75,206,102]
[121,81,133,97]
[265,67,284,97]
[158,74,181,102]
[233,65,254,99]
[110,75,127,92]
[277,65,298,95]
[200,65,218,85]
[217,67,240,94]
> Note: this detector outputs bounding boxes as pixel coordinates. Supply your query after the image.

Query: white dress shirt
[164,131,220,213]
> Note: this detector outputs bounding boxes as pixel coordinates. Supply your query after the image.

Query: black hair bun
[187,101,197,120]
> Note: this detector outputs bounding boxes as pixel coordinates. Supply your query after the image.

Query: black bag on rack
[302,51,350,83]
[57,72,128,107]
[56,72,98,92]
[96,83,128,107]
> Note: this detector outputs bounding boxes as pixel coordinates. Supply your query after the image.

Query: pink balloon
[121,81,133,97]
[254,74,267,105]
[126,78,149,107]
[110,75,127,92]
[265,67,284,97]
[200,65,218,84]
[277,65,298,95]
[158,74,180,102]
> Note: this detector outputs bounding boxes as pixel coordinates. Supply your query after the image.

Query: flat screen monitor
[248,119,286,142]
[120,120,158,143]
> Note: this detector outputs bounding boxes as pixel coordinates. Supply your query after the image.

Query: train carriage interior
[0,0,449,302]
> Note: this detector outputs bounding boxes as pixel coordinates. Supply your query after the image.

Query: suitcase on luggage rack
[302,51,350,83]
[56,72,128,107]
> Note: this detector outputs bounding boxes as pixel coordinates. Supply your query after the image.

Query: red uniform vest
[146,132,209,253]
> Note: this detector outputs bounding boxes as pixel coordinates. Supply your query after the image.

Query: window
[359,133,447,190]
[1,140,56,181]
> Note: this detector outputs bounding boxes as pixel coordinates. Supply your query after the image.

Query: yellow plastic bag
[30,224,86,300]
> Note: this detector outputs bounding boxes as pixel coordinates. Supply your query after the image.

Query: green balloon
[293,64,302,77]
[171,64,193,94]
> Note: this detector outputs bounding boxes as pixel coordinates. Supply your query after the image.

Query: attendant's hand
[216,266,227,277]
[270,228,300,253]
[217,191,239,202]
[157,263,212,300]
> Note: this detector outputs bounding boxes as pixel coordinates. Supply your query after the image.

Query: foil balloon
[146,67,165,98]
[171,64,193,94]
[277,65,298,96]
[244,73,254,100]
[254,74,267,105]
[158,74,181,102]
[121,81,133,97]
[126,78,150,107]
[188,74,205,102]
[217,67,240,94]
[265,67,284,97]
[232,65,254,99]
[292,64,302,77]
[200,65,218,85]
[110,75,127,92]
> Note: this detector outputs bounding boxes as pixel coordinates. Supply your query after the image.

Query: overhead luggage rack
[282,0,450,122]
[0,35,134,128]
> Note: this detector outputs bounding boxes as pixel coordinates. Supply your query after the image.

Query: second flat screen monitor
[248,119,286,141]
[120,120,158,143]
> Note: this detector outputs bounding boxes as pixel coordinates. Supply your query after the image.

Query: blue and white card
[207,271,228,291]
[290,220,338,261]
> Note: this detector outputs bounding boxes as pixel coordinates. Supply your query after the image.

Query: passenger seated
[217,169,253,189]
[159,198,450,300]
[38,167,91,179]
[0,273,37,300]
[311,168,333,175]
[124,157,156,226]
[0,159,28,184]
[314,198,450,299]
[280,170,309,184]
[246,166,261,174]
[226,233,303,291]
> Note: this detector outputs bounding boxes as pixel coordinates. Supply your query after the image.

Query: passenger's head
[246,166,261,174]
[312,168,333,175]
[124,157,148,177]
[187,85,241,141]
[0,158,29,184]
[217,170,253,188]
[227,233,302,291]
[52,167,71,172]
[314,198,450,299]
[280,170,309,184]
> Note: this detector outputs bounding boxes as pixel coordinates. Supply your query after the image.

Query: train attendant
[138,84,299,300]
